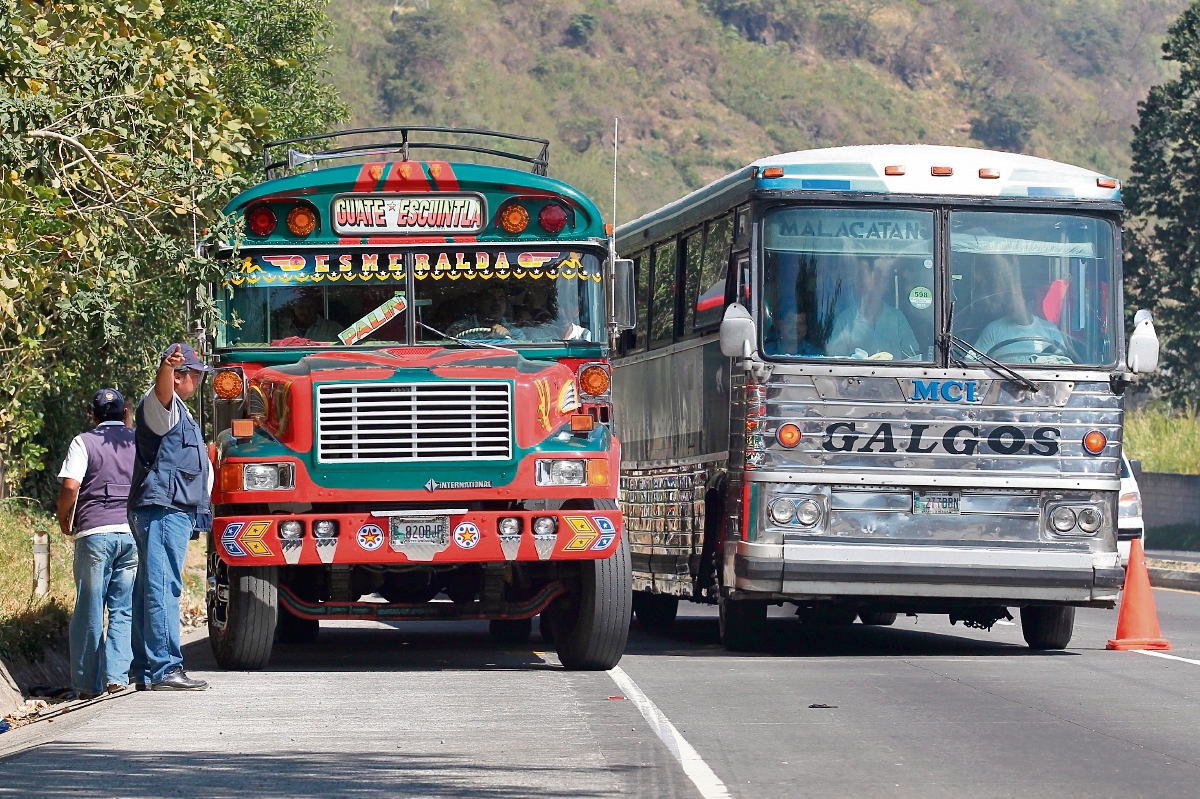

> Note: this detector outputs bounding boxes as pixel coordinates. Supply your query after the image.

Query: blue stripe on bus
[1026,186,1074,197]
[801,179,853,190]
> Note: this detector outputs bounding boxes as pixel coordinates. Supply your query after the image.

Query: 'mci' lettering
[911,379,979,403]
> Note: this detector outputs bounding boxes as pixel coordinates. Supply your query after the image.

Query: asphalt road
[3,590,1200,798]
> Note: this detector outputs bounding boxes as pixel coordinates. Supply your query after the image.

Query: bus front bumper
[731,541,1124,603]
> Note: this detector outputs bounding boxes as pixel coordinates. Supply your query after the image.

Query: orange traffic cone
[1107,537,1170,651]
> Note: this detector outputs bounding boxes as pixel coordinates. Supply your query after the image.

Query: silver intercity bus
[612,145,1160,651]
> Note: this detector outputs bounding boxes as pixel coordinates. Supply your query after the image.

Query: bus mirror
[720,303,757,358]
[613,259,636,330]
[1127,309,1159,373]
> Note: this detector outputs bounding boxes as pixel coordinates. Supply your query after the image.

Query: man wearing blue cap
[57,388,137,699]
[128,343,212,691]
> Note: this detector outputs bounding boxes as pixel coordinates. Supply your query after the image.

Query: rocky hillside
[324,0,1185,223]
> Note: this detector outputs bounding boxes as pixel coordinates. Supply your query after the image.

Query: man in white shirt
[826,257,921,360]
[57,389,138,699]
[970,254,1072,363]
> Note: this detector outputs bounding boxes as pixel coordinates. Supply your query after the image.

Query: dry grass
[1124,405,1200,475]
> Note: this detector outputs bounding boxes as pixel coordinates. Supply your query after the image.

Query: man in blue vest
[129,343,212,691]
[57,388,138,699]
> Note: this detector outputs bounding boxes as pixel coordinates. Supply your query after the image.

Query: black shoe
[151,669,208,691]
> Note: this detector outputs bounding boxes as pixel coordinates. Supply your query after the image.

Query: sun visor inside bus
[950,235,1096,258]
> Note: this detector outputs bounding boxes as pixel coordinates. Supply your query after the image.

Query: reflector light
[246,205,276,236]
[578,365,610,396]
[761,167,785,178]
[286,205,317,236]
[570,414,595,432]
[978,168,1000,179]
[1082,430,1107,455]
[230,419,255,439]
[776,423,801,448]
[213,369,244,400]
[538,203,568,234]
[884,165,905,176]
[931,166,953,176]
[604,223,614,236]
[219,463,241,493]
[498,204,529,234]
[586,459,610,486]
[1097,177,1120,189]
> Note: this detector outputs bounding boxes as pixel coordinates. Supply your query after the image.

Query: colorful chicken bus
[205,127,633,670]
[613,145,1160,651]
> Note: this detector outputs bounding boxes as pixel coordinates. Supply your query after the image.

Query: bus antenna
[612,117,619,229]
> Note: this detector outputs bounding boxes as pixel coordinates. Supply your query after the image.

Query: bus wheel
[208,553,277,670]
[632,592,679,634]
[489,618,533,644]
[551,532,632,670]
[1020,606,1075,649]
[859,611,898,626]
[719,596,767,651]
[276,607,319,645]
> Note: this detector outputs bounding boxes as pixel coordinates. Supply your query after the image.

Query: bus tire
[275,606,319,645]
[859,611,898,626]
[209,559,277,670]
[552,532,632,671]
[1020,605,1075,649]
[633,592,679,633]
[489,617,533,644]
[720,596,767,651]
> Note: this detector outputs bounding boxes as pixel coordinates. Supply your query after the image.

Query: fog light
[769,500,795,525]
[1050,506,1077,533]
[313,520,339,539]
[536,459,586,486]
[533,516,557,536]
[498,517,522,536]
[796,498,822,527]
[279,520,304,540]
[1077,507,1103,533]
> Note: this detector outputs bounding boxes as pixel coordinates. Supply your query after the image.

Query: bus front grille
[315,382,512,463]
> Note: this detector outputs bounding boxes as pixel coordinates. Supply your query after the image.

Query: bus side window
[694,214,734,330]
[650,240,678,347]
[681,229,703,336]
[630,252,649,352]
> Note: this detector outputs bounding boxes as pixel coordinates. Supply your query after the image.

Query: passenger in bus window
[274,288,342,342]
[764,309,821,356]
[825,257,920,360]
[970,254,1072,363]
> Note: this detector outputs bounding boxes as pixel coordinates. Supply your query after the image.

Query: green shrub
[1124,405,1200,475]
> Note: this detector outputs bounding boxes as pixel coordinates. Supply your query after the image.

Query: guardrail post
[33,530,50,598]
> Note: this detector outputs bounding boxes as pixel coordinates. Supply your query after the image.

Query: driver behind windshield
[825,256,920,360]
[447,286,527,340]
[971,253,1070,362]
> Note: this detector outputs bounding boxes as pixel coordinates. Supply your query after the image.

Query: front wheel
[208,550,278,670]
[719,595,767,651]
[1020,606,1075,649]
[550,532,632,670]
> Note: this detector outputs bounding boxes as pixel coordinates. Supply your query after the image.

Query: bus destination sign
[331,193,486,236]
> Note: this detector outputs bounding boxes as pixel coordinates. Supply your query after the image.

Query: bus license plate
[913,492,960,515]
[388,516,450,548]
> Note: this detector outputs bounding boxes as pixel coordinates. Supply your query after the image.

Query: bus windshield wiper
[942,302,1039,393]
[417,321,509,351]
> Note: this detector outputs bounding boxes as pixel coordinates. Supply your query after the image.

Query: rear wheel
[1020,606,1075,649]
[859,611,898,626]
[719,596,767,651]
[208,551,277,670]
[489,618,533,644]
[632,592,679,634]
[550,529,632,670]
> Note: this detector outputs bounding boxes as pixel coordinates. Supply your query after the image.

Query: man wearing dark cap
[128,343,212,691]
[57,388,138,699]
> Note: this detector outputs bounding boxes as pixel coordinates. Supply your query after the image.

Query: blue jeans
[130,507,193,685]
[69,531,138,694]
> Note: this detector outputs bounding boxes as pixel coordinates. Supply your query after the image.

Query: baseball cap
[92,388,125,420]
[162,342,213,372]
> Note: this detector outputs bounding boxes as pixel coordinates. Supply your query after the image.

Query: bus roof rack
[262,126,550,180]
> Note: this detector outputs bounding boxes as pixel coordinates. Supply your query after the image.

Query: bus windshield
[762,207,936,361]
[949,211,1116,366]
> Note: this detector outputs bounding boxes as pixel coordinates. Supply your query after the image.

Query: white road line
[1135,650,1200,666]
[608,665,732,799]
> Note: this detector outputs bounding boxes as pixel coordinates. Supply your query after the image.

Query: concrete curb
[1148,567,1200,593]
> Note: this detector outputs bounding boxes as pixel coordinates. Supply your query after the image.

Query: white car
[1118,454,1144,564]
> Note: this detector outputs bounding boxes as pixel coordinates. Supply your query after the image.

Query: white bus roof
[617,145,1120,243]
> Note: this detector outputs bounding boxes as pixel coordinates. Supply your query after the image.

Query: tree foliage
[1125,1,1200,399]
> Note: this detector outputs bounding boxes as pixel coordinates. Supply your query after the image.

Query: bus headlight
[1050,506,1077,533]
[1077,507,1103,533]
[768,500,795,525]
[242,463,295,491]
[796,499,822,527]
[536,459,586,486]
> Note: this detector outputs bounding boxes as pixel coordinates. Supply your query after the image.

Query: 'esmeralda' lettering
[822,422,1060,456]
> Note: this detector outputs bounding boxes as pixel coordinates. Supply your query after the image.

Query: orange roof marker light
[884,165,905,176]
[498,203,529,234]
[931,166,953,177]
[978,168,1001,179]
[1097,177,1120,189]
[761,167,785,178]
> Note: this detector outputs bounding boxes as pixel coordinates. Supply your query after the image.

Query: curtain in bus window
[694,214,733,330]
[761,207,935,361]
[948,211,1116,366]
[634,252,649,350]
[650,241,677,346]
[681,231,703,336]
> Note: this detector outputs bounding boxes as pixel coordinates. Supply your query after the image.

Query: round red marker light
[1082,430,1107,455]
[246,205,276,237]
[777,423,801,448]
[538,203,568,234]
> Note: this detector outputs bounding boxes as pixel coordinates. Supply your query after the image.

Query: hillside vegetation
[324,0,1185,223]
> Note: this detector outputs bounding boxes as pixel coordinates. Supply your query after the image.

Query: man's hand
[57,478,80,537]
[490,324,510,336]
[155,344,183,409]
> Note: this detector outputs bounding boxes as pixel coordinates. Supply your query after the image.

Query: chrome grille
[316,382,512,463]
